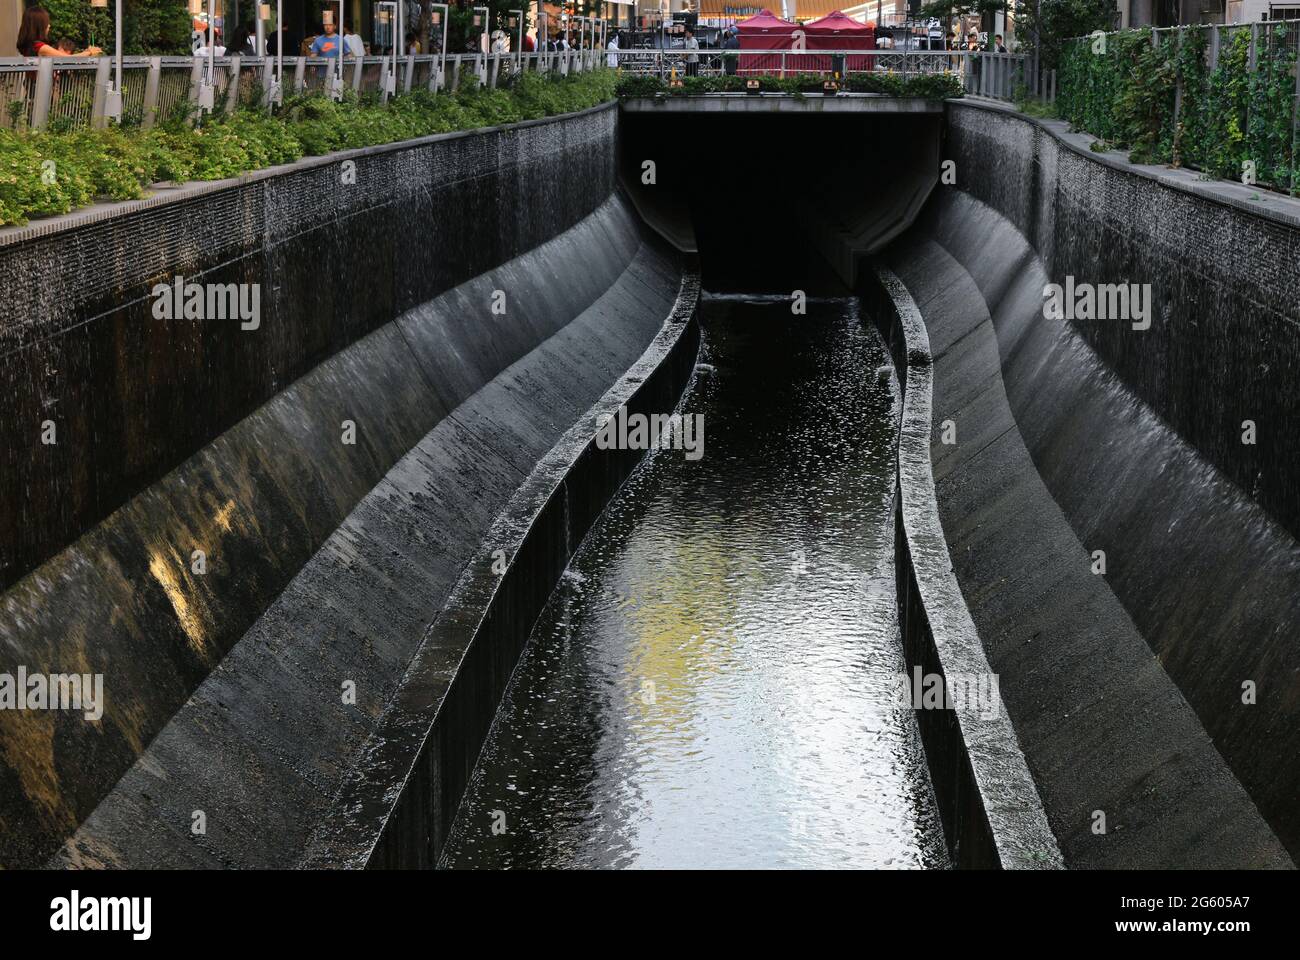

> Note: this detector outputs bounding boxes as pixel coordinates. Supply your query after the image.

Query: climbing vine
[1058,23,1299,192]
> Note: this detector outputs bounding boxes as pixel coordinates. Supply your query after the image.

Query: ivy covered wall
[1057,24,1299,192]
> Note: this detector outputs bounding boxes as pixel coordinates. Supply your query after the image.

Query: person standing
[310,18,343,79]
[311,18,343,60]
[17,6,100,56]
[342,21,365,58]
[683,26,699,77]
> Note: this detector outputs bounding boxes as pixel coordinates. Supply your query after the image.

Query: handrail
[0,49,611,131]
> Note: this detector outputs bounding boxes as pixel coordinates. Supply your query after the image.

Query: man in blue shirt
[311,19,343,80]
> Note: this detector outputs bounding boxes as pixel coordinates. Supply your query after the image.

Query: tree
[919,0,1009,49]
[1018,0,1116,67]
[43,0,192,55]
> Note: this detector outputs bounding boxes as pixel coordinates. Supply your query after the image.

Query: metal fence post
[187,56,204,111]
[1293,22,1300,194]
[91,56,111,128]
[30,57,54,130]
[403,53,414,92]
[352,54,364,91]
[1210,24,1220,70]
[225,55,242,114]
[1172,28,1184,137]
[141,56,162,128]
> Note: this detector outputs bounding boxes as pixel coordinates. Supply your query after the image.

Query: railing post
[352,54,364,91]
[1209,24,1220,70]
[403,53,415,92]
[141,57,162,128]
[30,57,54,130]
[293,55,306,93]
[1293,23,1300,195]
[262,55,276,99]
[225,55,242,114]
[1173,28,1184,138]
[187,56,204,122]
[91,56,111,128]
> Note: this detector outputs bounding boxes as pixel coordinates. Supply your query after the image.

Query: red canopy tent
[804,11,875,74]
[735,10,797,76]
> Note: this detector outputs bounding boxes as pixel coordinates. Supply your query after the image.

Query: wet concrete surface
[440,294,949,869]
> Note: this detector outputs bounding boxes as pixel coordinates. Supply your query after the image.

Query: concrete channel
[0,96,1294,870]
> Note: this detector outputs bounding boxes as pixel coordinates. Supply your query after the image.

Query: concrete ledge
[302,267,701,869]
[949,97,1300,230]
[928,102,1300,861]
[882,213,1294,868]
[863,262,1062,870]
[47,198,682,870]
[620,94,944,114]
[0,102,619,249]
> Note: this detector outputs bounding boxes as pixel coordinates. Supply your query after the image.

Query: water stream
[440,293,948,869]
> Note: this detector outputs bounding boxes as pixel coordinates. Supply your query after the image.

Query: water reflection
[441,295,948,869]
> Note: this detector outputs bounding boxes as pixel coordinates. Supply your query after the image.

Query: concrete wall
[0,104,616,594]
[863,264,1062,870]
[887,100,1298,865]
[0,104,696,868]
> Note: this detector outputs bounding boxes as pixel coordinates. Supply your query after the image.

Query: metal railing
[0,43,1056,131]
[1057,20,1300,191]
[606,47,1048,102]
[0,48,610,131]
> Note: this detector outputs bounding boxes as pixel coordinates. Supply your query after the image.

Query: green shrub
[617,70,961,100]
[1059,25,1298,192]
[0,69,618,225]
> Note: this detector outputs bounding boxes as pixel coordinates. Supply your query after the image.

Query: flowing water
[440,294,948,869]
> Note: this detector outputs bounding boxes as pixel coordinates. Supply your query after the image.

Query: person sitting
[17,7,100,57]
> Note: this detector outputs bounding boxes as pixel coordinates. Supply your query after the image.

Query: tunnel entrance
[618,110,944,291]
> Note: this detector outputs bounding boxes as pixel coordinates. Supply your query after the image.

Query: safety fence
[606,48,1053,103]
[1058,20,1300,190]
[0,48,608,131]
